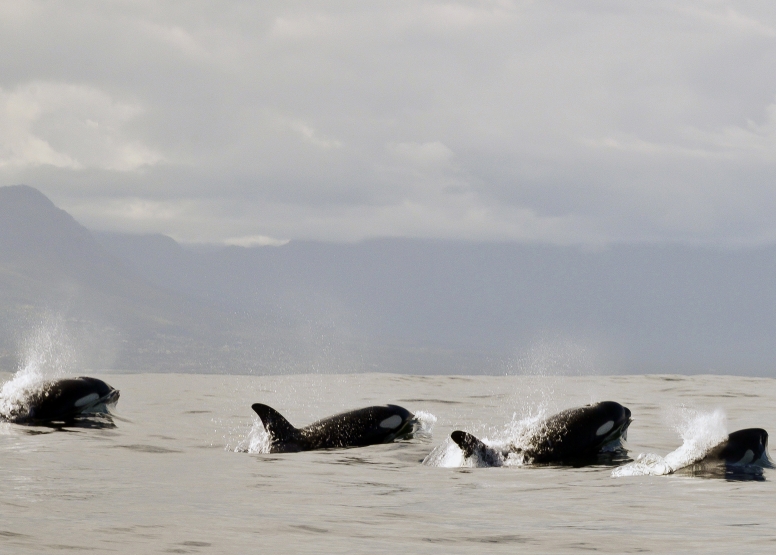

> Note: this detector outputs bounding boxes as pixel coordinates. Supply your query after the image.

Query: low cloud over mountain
[3,185,776,376]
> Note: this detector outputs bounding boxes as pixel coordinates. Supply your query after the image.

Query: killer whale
[612,426,771,479]
[451,401,632,466]
[703,428,770,466]
[674,428,773,477]
[8,377,120,424]
[664,428,772,480]
[251,403,417,453]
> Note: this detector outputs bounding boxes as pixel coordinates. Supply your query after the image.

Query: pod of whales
[1,371,770,482]
[7,376,120,424]
[451,401,632,466]
[251,403,416,453]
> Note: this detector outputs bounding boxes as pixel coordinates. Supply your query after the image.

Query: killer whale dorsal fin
[451,430,504,466]
[251,403,298,443]
[451,430,487,458]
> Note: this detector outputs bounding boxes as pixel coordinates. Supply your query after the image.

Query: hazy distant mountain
[0,185,285,373]
[96,229,776,376]
[3,185,776,375]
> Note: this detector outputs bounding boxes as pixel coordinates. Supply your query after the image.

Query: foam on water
[612,408,728,477]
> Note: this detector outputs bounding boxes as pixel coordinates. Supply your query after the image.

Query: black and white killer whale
[710,428,770,465]
[451,401,632,466]
[655,428,771,480]
[701,428,770,466]
[251,403,417,452]
[9,377,119,423]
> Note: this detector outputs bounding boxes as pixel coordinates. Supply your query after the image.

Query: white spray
[612,408,728,477]
[0,321,77,420]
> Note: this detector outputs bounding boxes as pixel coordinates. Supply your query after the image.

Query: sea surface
[0,371,775,554]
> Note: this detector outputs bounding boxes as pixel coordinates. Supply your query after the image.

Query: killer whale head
[251,403,416,453]
[523,400,631,463]
[709,428,770,466]
[18,376,119,423]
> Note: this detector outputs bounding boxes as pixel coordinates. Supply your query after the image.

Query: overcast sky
[1,1,776,246]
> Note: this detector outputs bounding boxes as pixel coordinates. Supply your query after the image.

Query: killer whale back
[251,403,415,452]
[302,405,412,449]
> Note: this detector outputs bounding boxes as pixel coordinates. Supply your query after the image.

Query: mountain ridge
[3,184,776,376]
[0,185,271,372]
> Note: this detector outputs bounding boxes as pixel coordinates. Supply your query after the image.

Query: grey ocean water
[1,371,775,554]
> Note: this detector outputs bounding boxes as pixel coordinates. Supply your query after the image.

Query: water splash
[228,414,272,454]
[0,321,77,420]
[505,335,608,377]
[612,408,727,477]
[501,338,606,419]
[422,436,469,468]
[0,373,43,421]
[422,408,549,468]
[412,410,437,440]
[502,410,551,454]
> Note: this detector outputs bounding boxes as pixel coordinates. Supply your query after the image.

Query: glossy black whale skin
[14,377,120,423]
[251,403,416,453]
[705,428,770,465]
[451,401,632,465]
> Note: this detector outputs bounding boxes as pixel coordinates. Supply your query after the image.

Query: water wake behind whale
[612,408,773,478]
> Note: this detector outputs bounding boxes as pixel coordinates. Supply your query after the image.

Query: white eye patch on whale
[5,376,120,424]
[451,400,632,466]
[250,403,416,453]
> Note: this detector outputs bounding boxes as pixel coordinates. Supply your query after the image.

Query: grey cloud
[2,1,776,245]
